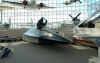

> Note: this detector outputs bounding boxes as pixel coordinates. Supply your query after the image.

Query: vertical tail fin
[29,0,36,7]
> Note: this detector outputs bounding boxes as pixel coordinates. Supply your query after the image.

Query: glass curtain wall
[87,0,100,19]
[0,0,88,29]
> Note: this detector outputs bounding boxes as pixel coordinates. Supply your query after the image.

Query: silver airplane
[23,17,73,44]
[2,0,56,10]
[62,0,81,5]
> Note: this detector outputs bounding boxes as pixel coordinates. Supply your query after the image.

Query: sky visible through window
[0,0,99,28]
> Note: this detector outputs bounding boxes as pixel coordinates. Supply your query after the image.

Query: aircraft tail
[29,0,36,7]
[8,18,11,26]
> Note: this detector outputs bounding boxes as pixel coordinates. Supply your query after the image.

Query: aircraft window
[43,20,46,24]
[78,22,87,27]
[79,21,95,28]
[87,21,95,28]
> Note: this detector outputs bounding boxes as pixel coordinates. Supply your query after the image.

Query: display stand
[89,38,100,63]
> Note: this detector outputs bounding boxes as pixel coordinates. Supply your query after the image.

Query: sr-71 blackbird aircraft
[23,17,73,44]
[2,0,56,10]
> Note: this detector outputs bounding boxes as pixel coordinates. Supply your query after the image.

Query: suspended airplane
[2,0,56,10]
[62,0,82,5]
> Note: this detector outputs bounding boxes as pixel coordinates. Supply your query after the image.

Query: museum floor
[0,41,98,63]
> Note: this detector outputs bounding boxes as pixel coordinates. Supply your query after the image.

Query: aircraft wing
[2,1,23,6]
[37,4,56,9]
[62,3,71,5]
[43,6,55,9]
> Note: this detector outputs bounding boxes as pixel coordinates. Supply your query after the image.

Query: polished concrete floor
[0,41,98,63]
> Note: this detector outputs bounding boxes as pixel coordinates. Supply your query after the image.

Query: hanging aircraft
[2,0,56,10]
[62,0,82,5]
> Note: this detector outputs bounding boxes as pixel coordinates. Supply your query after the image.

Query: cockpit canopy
[37,17,47,30]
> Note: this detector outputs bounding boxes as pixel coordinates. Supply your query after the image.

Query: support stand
[89,47,100,63]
